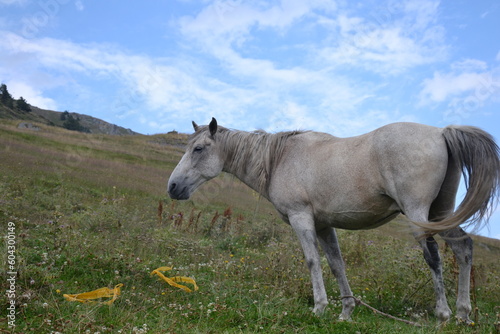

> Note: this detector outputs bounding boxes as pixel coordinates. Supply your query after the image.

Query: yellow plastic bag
[63,283,123,305]
[151,266,198,293]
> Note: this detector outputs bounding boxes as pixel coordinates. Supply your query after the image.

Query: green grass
[1,120,500,333]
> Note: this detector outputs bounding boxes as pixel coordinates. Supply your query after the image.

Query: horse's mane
[190,125,306,194]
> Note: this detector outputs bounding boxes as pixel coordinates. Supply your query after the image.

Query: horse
[167,117,500,323]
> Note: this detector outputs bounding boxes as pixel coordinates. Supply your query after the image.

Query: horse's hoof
[338,314,352,322]
[312,302,328,316]
[436,306,452,323]
[456,316,475,326]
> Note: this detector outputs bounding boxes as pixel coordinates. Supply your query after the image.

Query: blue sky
[1,0,499,238]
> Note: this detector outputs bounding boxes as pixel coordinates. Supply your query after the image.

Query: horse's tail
[418,126,500,233]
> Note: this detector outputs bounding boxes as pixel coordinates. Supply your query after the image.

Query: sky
[1,0,499,238]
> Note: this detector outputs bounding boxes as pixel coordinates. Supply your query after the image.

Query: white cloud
[317,27,439,74]
[179,0,447,83]
[419,61,500,105]
[420,72,487,103]
[6,81,58,110]
[179,0,325,41]
[403,0,439,30]
[316,0,447,75]
[451,59,488,72]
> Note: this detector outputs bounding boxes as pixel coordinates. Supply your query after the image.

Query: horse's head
[168,117,223,200]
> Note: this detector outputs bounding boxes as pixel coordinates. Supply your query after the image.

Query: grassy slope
[0,104,49,124]
[0,103,136,135]
[1,120,499,333]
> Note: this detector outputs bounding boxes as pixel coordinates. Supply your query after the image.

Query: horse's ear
[192,121,199,131]
[209,117,217,137]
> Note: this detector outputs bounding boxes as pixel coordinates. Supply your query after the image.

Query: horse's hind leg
[412,231,453,322]
[317,227,356,320]
[414,227,473,324]
[439,227,473,323]
[403,203,452,322]
[430,158,473,323]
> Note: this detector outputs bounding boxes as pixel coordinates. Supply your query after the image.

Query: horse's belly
[316,210,400,230]
[313,199,401,230]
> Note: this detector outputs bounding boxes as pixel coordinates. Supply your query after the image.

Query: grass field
[1,120,499,333]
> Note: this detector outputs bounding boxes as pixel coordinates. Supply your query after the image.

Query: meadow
[1,120,499,333]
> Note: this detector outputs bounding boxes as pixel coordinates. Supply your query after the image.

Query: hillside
[31,106,138,135]
[0,84,137,135]
[1,120,499,333]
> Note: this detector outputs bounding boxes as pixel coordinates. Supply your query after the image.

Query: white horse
[168,118,499,323]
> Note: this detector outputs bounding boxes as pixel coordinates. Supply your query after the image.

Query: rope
[341,296,422,327]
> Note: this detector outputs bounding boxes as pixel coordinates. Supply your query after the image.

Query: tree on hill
[16,96,31,112]
[0,83,14,108]
[60,110,70,121]
[62,113,90,133]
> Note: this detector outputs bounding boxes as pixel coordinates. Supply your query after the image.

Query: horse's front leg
[288,212,328,315]
[317,227,356,320]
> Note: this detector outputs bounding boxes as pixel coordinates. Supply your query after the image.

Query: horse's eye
[193,146,203,153]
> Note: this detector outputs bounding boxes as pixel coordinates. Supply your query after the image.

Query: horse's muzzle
[168,182,190,200]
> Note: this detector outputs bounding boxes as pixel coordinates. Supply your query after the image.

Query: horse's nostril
[169,183,177,193]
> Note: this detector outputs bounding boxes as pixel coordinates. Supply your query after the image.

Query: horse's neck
[220,131,272,199]
[226,166,266,198]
